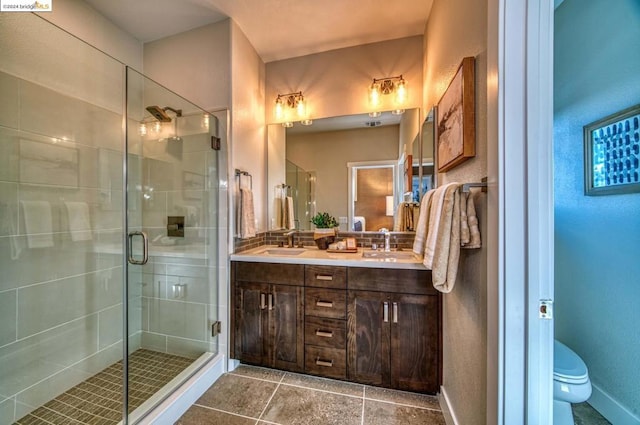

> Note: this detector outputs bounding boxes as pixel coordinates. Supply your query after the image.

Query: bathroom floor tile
[260,384,362,425]
[195,373,278,418]
[364,385,441,410]
[363,399,446,425]
[572,402,612,425]
[175,405,256,425]
[282,372,364,397]
[229,364,286,383]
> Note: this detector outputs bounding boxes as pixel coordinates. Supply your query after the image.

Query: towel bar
[462,180,488,193]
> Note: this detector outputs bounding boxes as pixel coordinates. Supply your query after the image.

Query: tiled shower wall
[0,67,128,423]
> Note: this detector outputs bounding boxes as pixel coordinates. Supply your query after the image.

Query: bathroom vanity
[230,247,442,394]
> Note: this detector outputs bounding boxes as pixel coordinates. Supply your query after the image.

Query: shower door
[0,12,220,424]
[124,69,219,421]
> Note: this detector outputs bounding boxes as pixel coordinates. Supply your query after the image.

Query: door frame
[488,0,555,423]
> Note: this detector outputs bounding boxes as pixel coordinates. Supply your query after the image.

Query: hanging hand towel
[21,200,54,248]
[65,201,92,241]
[239,188,256,239]
[463,192,482,249]
[285,196,295,230]
[412,189,435,255]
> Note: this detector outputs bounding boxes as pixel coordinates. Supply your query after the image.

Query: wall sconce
[275,91,308,127]
[369,75,407,114]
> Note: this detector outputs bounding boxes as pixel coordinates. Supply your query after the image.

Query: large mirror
[267,108,435,232]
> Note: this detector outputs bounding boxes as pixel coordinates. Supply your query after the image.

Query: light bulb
[369,83,381,107]
[153,122,161,133]
[391,109,405,115]
[282,122,294,128]
[202,113,209,129]
[300,119,313,126]
[296,97,306,117]
[139,123,147,136]
[369,111,382,118]
[275,97,284,120]
[395,79,407,105]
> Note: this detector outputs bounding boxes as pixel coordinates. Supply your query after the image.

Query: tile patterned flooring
[176,365,446,425]
[13,349,195,425]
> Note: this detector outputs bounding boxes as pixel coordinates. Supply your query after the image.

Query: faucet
[380,228,391,252]
[284,230,299,248]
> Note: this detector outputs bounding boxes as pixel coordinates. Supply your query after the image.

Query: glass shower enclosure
[0,13,221,425]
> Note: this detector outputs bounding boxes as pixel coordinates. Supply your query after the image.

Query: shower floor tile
[13,349,195,425]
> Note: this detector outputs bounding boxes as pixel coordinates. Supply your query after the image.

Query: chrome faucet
[284,230,299,248]
[380,228,391,252]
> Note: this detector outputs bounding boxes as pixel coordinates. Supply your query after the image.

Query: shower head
[146,105,172,122]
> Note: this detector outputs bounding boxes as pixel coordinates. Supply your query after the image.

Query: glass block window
[584,105,640,196]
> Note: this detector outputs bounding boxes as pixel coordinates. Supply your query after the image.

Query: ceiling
[84,0,433,63]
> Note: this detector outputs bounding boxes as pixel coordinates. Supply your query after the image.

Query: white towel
[460,192,470,245]
[428,184,461,293]
[239,188,256,239]
[412,189,435,255]
[284,196,295,230]
[21,200,54,248]
[463,193,482,249]
[65,201,92,241]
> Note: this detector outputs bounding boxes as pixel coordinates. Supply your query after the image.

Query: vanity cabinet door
[346,290,390,386]
[233,281,270,366]
[389,294,440,393]
[271,283,304,372]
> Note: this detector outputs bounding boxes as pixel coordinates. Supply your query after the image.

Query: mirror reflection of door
[355,167,394,231]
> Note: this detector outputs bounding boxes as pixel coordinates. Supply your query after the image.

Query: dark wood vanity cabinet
[231,262,304,372]
[231,261,441,394]
[347,267,441,394]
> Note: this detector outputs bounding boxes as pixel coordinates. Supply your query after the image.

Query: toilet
[553,340,592,424]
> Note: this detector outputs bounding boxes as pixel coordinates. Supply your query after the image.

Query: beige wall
[230,21,267,232]
[144,20,231,111]
[42,0,143,70]
[424,0,488,424]
[286,125,399,224]
[265,37,423,122]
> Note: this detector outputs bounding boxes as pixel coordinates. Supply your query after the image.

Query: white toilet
[553,340,592,424]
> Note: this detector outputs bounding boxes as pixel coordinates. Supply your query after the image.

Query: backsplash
[234,231,416,253]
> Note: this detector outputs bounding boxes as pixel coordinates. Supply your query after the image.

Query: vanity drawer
[305,316,346,349]
[235,262,304,286]
[305,345,346,380]
[347,267,435,295]
[305,265,347,289]
[305,287,346,319]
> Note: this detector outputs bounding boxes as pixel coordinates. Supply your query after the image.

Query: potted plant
[311,212,338,249]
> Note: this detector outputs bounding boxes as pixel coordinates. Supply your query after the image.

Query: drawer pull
[315,329,333,338]
[315,358,333,367]
[316,274,333,281]
[316,300,333,308]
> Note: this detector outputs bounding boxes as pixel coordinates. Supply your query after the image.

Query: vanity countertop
[230,245,427,270]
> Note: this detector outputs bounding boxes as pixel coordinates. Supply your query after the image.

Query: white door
[488,0,555,423]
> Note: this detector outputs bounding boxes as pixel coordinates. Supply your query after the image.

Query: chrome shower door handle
[127,231,148,265]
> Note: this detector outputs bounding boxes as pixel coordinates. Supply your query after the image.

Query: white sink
[259,248,306,256]
[362,251,416,260]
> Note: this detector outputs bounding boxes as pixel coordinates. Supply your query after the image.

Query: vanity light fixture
[368,75,407,114]
[275,91,306,121]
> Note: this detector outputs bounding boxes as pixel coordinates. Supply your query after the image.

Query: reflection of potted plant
[311,212,338,249]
